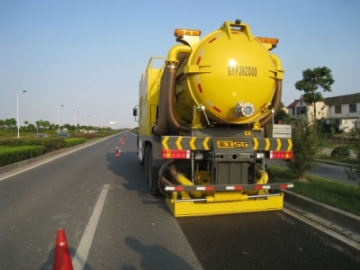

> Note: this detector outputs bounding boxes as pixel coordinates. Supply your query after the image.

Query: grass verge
[270,165,360,216]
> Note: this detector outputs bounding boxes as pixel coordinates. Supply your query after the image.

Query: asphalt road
[1,132,359,269]
[267,159,360,187]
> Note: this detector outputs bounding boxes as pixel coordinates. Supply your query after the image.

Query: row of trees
[0,118,108,134]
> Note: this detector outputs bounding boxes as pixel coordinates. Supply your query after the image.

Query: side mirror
[133,106,139,122]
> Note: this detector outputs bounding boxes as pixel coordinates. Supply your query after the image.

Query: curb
[316,159,360,171]
[284,190,360,236]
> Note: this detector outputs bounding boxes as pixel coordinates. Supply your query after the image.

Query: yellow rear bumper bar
[166,192,284,217]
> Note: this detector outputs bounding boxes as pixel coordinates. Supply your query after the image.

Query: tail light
[270,151,293,159]
[162,149,190,159]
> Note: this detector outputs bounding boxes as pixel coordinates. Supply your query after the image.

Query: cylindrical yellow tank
[174,21,283,125]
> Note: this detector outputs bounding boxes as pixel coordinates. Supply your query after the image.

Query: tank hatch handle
[221,20,253,41]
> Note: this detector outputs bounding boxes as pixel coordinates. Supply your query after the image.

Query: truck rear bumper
[166,192,284,217]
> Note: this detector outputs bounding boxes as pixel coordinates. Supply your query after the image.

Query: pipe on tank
[166,45,191,133]
[152,45,191,135]
[259,53,283,127]
[259,80,282,127]
[167,44,191,63]
[169,164,203,198]
[152,64,171,135]
[165,63,190,133]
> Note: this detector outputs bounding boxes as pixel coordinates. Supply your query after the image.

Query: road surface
[1,132,359,269]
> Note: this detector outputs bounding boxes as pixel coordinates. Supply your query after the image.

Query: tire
[144,146,161,196]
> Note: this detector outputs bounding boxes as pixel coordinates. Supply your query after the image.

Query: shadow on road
[105,134,170,215]
[122,236,195,270]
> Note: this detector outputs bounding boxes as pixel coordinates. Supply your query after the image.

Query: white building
[324,93,360,132]
[287,93,360,132]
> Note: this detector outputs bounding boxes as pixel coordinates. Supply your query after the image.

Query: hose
[259,80,282,127]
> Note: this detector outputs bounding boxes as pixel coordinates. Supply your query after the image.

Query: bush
[77,133,97,139]
[331,146,350,158]
[288,123,318,180]
[64,138,86,147]
[0,146,45,166]
[0,137,65,153]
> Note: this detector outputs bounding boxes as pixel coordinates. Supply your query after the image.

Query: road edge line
[283,208,360,251]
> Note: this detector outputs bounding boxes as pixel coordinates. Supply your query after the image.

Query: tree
[5,118,16,129]
[0,119,5,129]
[288,121,319,181]
[274,102,292,124]
[42,120,51,129]
[27,123,36,132]
[36,120,51,132]
[347,127,360,182]
[295,67,334,124]
[24,121,29,131]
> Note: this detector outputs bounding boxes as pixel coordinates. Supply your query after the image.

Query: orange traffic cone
[53,228,73,270]
[115,146,120,157]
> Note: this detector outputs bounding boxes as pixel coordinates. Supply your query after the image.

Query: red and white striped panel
[164,183,294,191]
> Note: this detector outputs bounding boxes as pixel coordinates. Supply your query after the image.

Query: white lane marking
[283,208,360,251]
[72,184,110,270]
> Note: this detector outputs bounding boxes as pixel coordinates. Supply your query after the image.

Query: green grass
[270,165,360,216]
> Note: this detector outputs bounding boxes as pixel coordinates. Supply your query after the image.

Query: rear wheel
[144,146,161,196]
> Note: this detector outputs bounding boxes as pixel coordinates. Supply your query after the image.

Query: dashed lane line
[72,184,110,270]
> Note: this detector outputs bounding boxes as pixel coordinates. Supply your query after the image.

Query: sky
[1,0,359,129]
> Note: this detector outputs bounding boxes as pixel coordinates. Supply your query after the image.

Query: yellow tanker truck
[133,19,293,217]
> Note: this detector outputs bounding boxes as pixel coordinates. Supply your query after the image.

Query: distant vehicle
[58,133,71,137]
[36,134,48,138]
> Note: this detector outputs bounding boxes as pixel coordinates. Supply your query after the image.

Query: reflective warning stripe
[189,137,196,150]
[203,137,210,150]
[176,137,182,150]
[162,136,211,151]
[162,136,292,151]
[226,186,243,190]
[253,138,258,150]
[287,139,293,151]
[251,138,292,151]
[164,183,294,192]
[162,136,169,150]
[265,138,270,151]
[276,138,282,151]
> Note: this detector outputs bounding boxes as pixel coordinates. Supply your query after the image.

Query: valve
[235,102,255,117]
